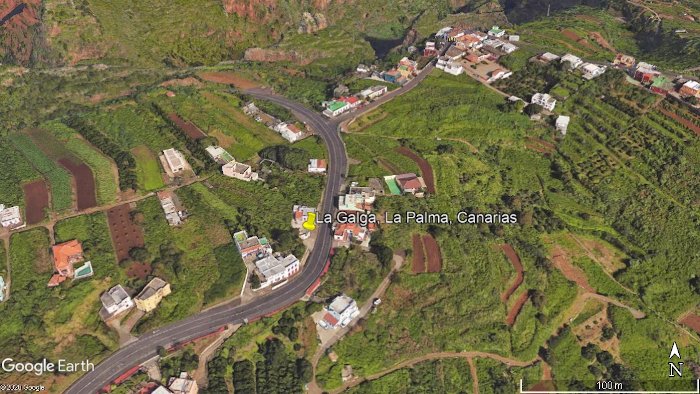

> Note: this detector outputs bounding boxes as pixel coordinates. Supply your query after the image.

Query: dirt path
[330,351,538,393]
[468,357,479,394]
[193,324,240,388]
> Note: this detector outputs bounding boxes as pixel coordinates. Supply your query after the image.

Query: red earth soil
[22,180,49,224]
[411,233,425,274]
[0,0,42,66]
[107,204,145,262]
[422,234,442,273]
[396,147,436,194]
[500,244,525,302]
[505,291,530,326]
[198,71,260,89]
[551,246,595,292]
[58,158,97,210]
[659,108,700,136]
[680,314,700,335]
[168,113,207,140]
[126,262,152,280]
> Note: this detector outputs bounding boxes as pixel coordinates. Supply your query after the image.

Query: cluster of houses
[434,25,518,82]
[381,57,419,85]
[335,183,381,246]
[624,58,700,100]
[205,145,259,182]
[317,293,360,330]
[100,277,171,320]
[536,52,608,80]
[321,83,389,119]
[0,204,24,230]
[243,102,307,143]
[233,230,300,289]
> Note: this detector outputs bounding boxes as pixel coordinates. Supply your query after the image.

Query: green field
[0,137,41,208]
[132,145,165,191]
[151,88,284,160]
[42,121,119,204]
[9,133,74,211]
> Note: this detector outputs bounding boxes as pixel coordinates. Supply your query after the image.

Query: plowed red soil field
[680,314,700,335]
[411,233,425,274]
[659,108,700,136]
[58,158,96,210]
[23,180,49,224]
[126,262,152,280]
[422,234,442,273]
[506,291,530,326]
[107,203,145,262]
[500,244,524,302]
[396,147,436,194]
[168,113,207,140]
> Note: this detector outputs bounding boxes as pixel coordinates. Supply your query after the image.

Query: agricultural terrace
[133,171,323,332]
[313,69,699,391]
[9,133,74,212]
[151,86,285,160]
[42,121,119,204]
[80,100,183,191]
[1,228,118,391]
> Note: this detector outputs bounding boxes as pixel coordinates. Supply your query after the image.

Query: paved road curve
[65,90,346,394]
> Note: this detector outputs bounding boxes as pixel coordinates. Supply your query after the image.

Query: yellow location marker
[303,212,317,231]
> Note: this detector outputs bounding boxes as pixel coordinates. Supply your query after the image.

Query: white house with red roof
[319,294,359,329]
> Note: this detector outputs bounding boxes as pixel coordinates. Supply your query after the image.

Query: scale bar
[520,379,700,394]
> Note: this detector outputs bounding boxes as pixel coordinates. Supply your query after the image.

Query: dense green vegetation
[348,358,473,393]
[9,133,74,211]
[0,229,117,390]
[317,246,391,304]
[0,137,40,207]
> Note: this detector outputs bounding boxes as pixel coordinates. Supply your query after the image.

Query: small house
[308,159,327,173]
[531,93,557,111]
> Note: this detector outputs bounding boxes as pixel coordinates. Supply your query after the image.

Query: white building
[482,38,503,49]
[579,63,606,80]
[322,101,349,117]
[531,93,557,111]
[0,204,23,229]
[254,254,300,288]
[356,64,370,73]
[358,85,388,100]
[274,122,305,143]
[561,54,583,69]
[556,115,571,135]
[157,191,186,226]
[539,52,560,62]
[222,161,259,182]
[163,148,187,174]
[308,159,327,173]
[205,146,234,165]
[501,42,518,54]
[444,61,464,76]
[508,35,520,42]
[168,372,199,394]
[100,285,134,317]
[436,56,449,70]
[292,205,316,226]
[319,294,360,329]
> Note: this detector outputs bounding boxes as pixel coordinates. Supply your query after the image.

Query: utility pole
[547,3,551,17]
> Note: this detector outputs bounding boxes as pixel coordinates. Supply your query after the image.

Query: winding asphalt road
[65,90,346,394]
[67,54,441,392]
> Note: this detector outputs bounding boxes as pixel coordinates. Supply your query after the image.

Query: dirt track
[168,113,207,140]
[411,233,425,273]
[506,291,530,326]
[500,244,524,302]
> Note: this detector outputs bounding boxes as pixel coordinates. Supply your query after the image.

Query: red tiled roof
[340,96,359,104]
[323,312,339,327]
[52,240,83,273]
[47,274,66,287]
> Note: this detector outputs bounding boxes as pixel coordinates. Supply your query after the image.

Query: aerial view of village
[0,0,699,393]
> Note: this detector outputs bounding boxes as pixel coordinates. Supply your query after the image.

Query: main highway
[66,54,440,392]
[65,89,347,394]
